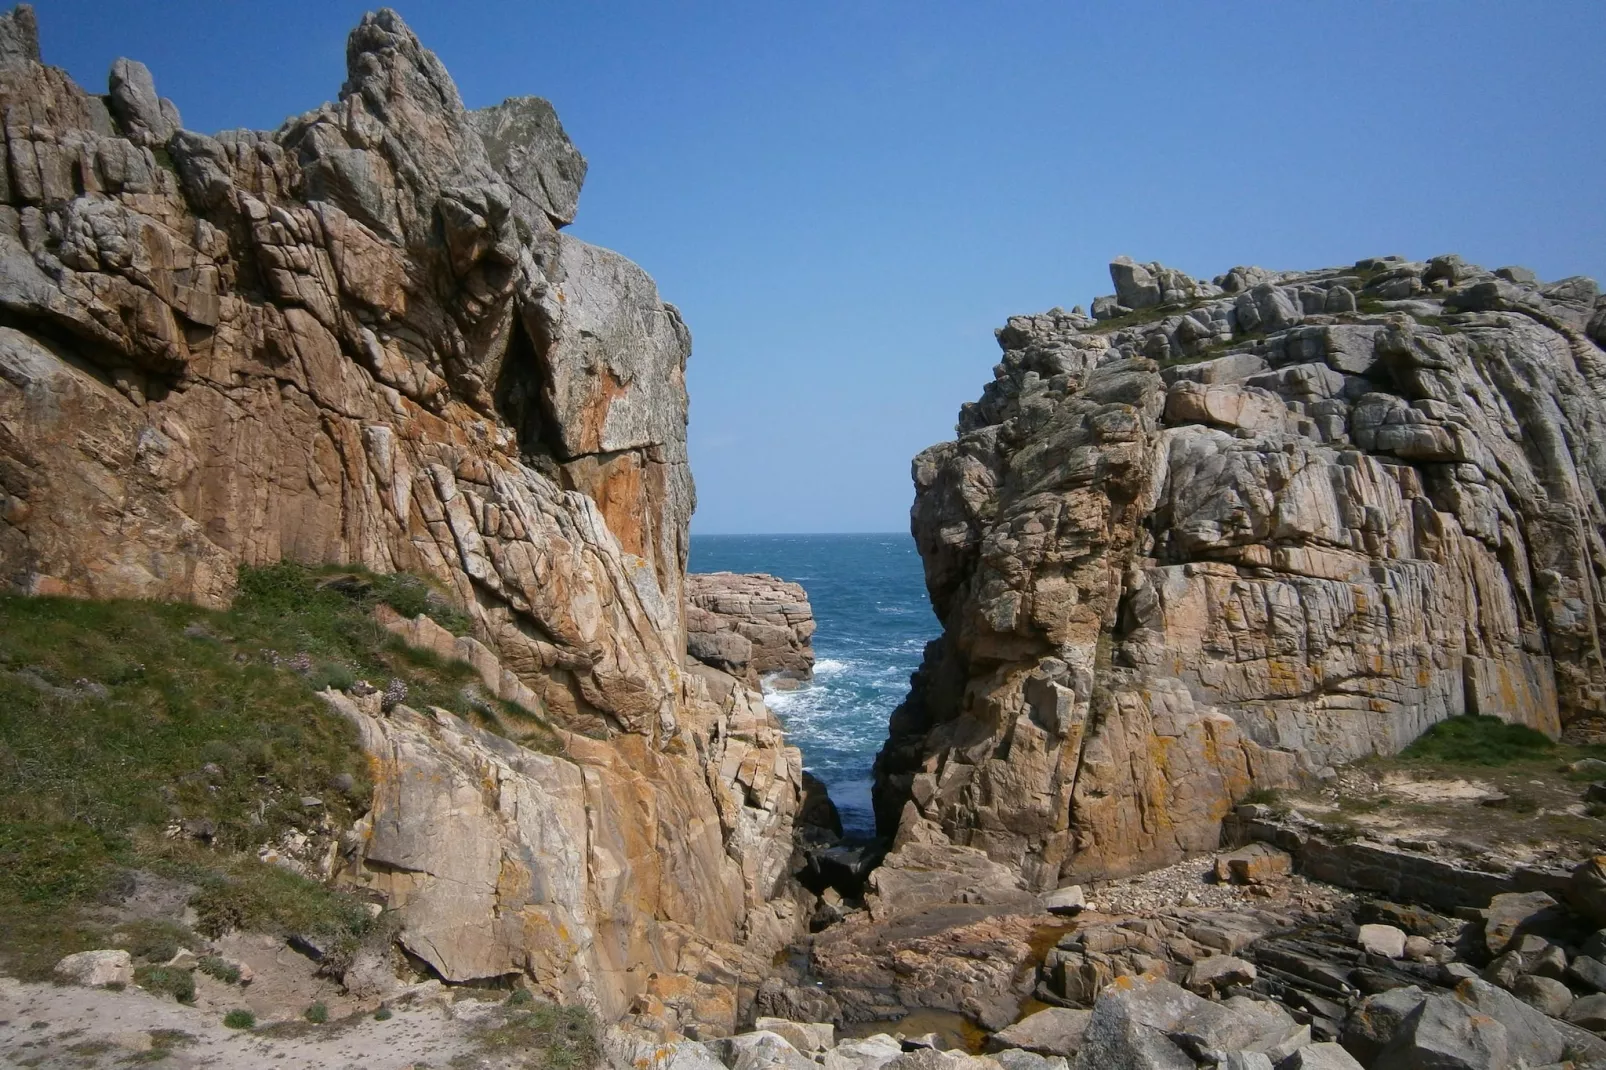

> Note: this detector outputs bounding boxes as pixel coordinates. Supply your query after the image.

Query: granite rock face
[876,254,1606,889]
[687,571,816,686]
[0,5,803,1031]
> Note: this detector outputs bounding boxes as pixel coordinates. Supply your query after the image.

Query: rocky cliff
[0,5,804,1033]
[875,252,1606,889]
[687,572,816,688]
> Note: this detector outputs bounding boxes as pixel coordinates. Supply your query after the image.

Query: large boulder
[988,1009,1092,1058]
[687,572,816,686]
[875,249,1605,892]
[53,950,133,987]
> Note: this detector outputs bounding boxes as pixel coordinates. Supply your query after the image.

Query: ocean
[688,533,937,837]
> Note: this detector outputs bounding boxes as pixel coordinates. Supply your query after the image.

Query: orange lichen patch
[575,366,631,456]
[562,451,648,560]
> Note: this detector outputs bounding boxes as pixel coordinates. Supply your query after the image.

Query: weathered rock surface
[0,4,804,1034]
[52,949,133,987]
[877,253,1606,889]
[687,571,816,686]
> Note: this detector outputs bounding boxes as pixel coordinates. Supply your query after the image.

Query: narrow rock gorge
[0,4,805,1035]
[876,253,1606,888]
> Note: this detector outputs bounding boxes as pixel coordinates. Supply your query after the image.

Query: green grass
[133,963,195,1003]
[1399,714,1556,766]
[469,1002,601,1070]
[223,1009,255,1030]
[0,562,540,980]
[304,1002,329,1024]
[197,954,241,984]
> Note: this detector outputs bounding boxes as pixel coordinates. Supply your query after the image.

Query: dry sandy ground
[0,975,500,1069]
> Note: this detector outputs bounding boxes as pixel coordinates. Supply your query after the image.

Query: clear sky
[36,2,1606,534]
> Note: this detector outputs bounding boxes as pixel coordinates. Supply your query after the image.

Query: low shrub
[1400,715,1555,766]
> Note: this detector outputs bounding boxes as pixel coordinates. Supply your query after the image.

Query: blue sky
[38,2,1606,534]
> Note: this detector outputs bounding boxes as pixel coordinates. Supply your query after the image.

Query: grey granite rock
[468,95,588,227]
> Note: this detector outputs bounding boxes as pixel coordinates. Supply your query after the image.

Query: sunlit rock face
[876,254,1606,887]
[0,4,804,1033]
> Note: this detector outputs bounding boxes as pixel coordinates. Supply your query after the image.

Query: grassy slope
[0,563,547,981]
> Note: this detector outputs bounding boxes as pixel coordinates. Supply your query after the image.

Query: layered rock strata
[687,571,816,687]
[876,253,1606,888]
[0,5,804,1032]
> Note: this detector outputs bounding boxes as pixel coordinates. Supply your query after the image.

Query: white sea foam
[813,657,850,677]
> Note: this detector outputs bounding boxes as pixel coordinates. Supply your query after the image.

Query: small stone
[1513,975,1574,1018]
[1043,885,1085,916]
[1402,936,1435,962]
[1358,924,1407,959]
[54,950,133,987]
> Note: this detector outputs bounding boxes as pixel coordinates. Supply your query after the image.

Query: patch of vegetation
[469,1002,602,1070]
[374,1006,393,1021]
[223,1009,255,1030]
[304,1001,329,1024]
[133,963,195,1004]
[197,954,241,984]
[1336,794,1390,815]
[1400,715,1556,766]
[121,919,203,965]
[1240,787,1281,807]
[0,561,534,981]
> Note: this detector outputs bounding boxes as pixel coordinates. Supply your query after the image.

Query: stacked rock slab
[0,5,804,1033]
[687,571,817,687]
[875,252,1606,889]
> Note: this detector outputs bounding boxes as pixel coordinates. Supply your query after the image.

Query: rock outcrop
[876,253,1606,890]
[0,4,804,1033]
[687,571,816,687]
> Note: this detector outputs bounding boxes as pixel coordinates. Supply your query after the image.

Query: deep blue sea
[689,533,937,836]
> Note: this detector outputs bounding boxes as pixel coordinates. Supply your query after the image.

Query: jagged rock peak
[879,251,1606,891]
[0,4,800,1035]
